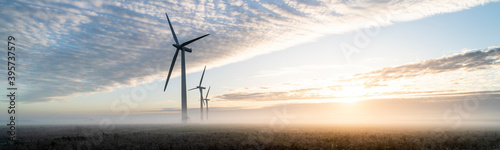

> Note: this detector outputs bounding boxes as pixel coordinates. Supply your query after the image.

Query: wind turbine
[204,86,211,120]
[163,13,210,123]
[189,66,207,120]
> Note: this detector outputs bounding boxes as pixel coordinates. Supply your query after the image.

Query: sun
[337,86,366,97]
[312,86,367,103]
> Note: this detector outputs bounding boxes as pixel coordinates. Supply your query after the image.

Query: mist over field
[9,95,500,128]
[2,124,500,149]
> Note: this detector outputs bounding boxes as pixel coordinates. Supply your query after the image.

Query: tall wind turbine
[163,13,210,123]
[189,66,207,120]
[204,86,211,120]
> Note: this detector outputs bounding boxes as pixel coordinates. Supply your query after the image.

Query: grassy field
[1,124,500,149]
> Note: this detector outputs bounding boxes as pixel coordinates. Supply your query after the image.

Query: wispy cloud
[217,87,334,101]
[217,47,500,102]
[0,0,496,102]
[139,106,247,113]
[357,47,500,88]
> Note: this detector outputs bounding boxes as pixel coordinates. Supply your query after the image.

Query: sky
[0,0,500,127]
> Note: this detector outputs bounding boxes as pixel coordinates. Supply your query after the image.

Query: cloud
[0,0,497,102]
[217,47,500,102]
[357,47,500,88]
[139,106,248,113]
[217,87,332,101]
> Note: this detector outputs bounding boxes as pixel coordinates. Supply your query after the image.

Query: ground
[1,124,500,149]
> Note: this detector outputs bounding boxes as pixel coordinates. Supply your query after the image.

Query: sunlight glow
[337,86,366,98]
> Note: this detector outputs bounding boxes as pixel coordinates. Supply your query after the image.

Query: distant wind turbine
[189,66,207,120]
[204,86,211,120]
[163,13,210,123]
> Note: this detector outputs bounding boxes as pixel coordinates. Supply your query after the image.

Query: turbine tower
[204,86,211,120]
[163,13,210,123]
[189,66,207,120]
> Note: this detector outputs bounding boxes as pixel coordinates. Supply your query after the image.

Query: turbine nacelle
[173,44,192,53]
[188,86,206,91]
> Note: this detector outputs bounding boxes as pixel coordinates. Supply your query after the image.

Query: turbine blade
[199,66,206,86]
[188,87,198,91]
[180,34,210,47]
[164,49,180,92]
[205,86,211,99]
[165,13,180,45]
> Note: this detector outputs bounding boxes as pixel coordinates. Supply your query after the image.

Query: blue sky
[1,0,500,125]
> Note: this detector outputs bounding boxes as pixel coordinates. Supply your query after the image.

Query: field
[1,124,500,149]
